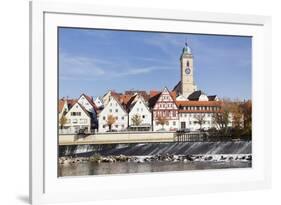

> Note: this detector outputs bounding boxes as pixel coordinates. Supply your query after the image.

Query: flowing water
[59,141,251,156]
[58,141,252,177]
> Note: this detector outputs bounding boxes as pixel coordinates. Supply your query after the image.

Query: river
[59,160,251,176]
[58,141,251,177]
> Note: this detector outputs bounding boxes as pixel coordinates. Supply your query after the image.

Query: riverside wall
[59,132,175,145]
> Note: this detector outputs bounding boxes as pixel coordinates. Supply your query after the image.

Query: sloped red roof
[80,93,98,111]
[149,90,160,98]
[176,100,222,107]
[58,99,65,113]
[67,99,77,107]
[119,94,133,105]
[148,92,161,108]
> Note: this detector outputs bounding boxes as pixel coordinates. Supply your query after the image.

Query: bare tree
[106,114,116,131]
[59,114,68,130]
[131,114,142,126]
[240,100,252,132]
[212,100,232,135]
[194,114,206,130]
[156,115,168,129]
[212,99,245,137]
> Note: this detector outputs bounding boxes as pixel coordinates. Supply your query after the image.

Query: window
[103,116,106,120]
[173,121,176,126]
[72,119,77,123]
[109,109,112,113]
[116,116,118,120]
[122,125,124,128]
[71,112,81,116]
[142,115,145,119]
[80,119,87,123]
[115,125,118,128]
[103,125,106,128]
[121,116,124,120]
[115,109,118,113]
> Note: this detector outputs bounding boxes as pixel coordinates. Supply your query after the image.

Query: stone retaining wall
[59,132,175,145]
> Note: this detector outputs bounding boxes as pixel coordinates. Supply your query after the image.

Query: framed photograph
[30,1,271,204]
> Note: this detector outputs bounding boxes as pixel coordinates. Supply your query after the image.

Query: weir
[59,141,252,157]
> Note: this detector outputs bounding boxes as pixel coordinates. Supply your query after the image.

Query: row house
[127,93,152,131]
[58,94,98,134]
[149,87,179,131]
[63,102,93,134]
[176,100,222,131]
[98,95,128,133]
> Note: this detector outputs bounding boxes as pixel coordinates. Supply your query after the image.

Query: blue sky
[59,28,252,100]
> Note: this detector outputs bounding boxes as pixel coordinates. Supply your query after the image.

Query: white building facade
[98,96,128,133]
[128,95,152,131]
[177,101,222,131]
[150,87,179,131]
[62,102,92,134]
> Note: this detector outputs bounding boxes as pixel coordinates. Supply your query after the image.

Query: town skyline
[59,28,252,100]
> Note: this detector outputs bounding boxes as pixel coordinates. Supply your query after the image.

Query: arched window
[186,61,189,67]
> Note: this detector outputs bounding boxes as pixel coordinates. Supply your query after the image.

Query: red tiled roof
[179,110,220,113]
[148,92,161,108]
[149,90,160,97]
[77,102,91,118]
[80,93,98,111]
[176,100,222,107]
[119,94,133,105]
[58,99,65,113]
[125,94,138,110]
[170,91,177,102]
[67,99,77,107]
[124,90,150,101]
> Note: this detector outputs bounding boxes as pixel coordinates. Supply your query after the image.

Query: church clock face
[185,67,191,75]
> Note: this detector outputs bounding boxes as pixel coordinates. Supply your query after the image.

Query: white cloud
[59,52,176,81]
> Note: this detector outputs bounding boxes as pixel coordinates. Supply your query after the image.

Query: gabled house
[102,90,122,107]
[94,96,104,109]
[98,95,128,133]
[127,94,152,131]
[62,102,93,134]
[78,93,97,113]
[149,87,179,131]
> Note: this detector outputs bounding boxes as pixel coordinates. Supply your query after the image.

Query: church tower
[180,43,197,97]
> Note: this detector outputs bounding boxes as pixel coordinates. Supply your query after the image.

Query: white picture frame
[30,1,272,204]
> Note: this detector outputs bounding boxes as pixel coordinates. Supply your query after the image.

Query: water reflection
[59,161,251,177]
